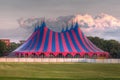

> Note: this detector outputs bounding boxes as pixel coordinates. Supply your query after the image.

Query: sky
[0,0,120,42]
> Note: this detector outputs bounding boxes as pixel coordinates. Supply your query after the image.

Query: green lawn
[0,63,120,80]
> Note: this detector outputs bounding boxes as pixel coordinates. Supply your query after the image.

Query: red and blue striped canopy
[14,22,109,58]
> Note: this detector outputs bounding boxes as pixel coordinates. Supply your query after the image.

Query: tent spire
[74,22,79,29]
[65,22,69,31]
[41,18,46,28]
[61,27,64,32]
[70,20,74,30]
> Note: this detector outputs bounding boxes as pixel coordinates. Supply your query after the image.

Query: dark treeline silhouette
[0,42,20,57]
[0,41,7,56]
[88,36,120,58]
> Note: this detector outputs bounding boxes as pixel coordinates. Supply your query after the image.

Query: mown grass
[0,62,120,80]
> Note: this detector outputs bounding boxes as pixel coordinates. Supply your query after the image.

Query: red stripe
[38,27,48,52]
[47,30,53,52]
[66,32,77,52]
[87,38,103,52]
[84,36,98,52]
[61,33,69,52]
[24,31,37,52]
[25,30,37,42]
[26,39,34,52]
[31,30,40,51]
[78,28,93,52]
[72,30,85,52]
[82,34,98,52]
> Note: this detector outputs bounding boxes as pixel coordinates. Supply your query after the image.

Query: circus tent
[13,21,109,58]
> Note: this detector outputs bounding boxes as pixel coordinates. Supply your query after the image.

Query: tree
[8,42,21,52]
[88,36,120,58]
[0,41,7,56]
[0,41,21,56]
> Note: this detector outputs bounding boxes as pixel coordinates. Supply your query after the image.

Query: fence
[0,58,120,63]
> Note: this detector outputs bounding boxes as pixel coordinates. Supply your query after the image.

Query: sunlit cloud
[17,13,120,42]
[0,13,120,42]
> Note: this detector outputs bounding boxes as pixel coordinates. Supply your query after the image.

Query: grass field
[0,63,120,80]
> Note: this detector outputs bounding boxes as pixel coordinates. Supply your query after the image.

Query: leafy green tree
[0,41,21,56]
[8,42,21,52]
[0,41,7,56]
[88,37,120,58]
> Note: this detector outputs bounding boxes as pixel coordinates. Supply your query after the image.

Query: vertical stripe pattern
[47,30,53,52]
[38,27,48,52]
[14,22,107,57]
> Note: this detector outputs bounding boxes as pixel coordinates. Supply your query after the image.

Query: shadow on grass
[0,77,120,80]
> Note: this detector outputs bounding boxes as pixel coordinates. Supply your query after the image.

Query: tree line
[88,37,120,58]
[0,37,120,58]
[0,41,20,57]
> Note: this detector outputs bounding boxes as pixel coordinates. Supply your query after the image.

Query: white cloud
[1,13,120,42]
[18,13,120,41]
[72,13,120,41]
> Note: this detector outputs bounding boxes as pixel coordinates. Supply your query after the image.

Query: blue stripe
[28,31,38,50]
[35,28,44,51]
[69,31,81,52]
[43,29,50,52]
[22,40,32,51]
[58,33,64,52]
[75,28,89,52]
[81,33,97,52]
[19,32,36,51]
[63,32,72,52]
[18,31,36,51]
[52,32,56,52]
[19,39,32,51]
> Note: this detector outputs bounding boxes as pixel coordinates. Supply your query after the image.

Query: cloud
[17,15,74,32]
[1,13,120,42]
[0,27,33,42]
[72,13,120,41]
